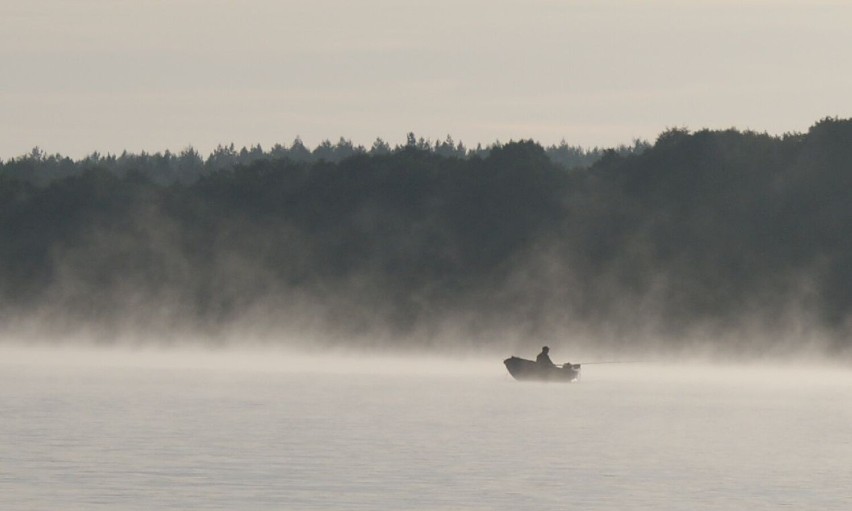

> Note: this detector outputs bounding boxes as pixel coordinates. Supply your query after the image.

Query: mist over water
[5,120,852,508]
[3,347,852,510]
[4,119,852,355]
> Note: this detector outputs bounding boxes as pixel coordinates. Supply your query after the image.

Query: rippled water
[3,349,852,510]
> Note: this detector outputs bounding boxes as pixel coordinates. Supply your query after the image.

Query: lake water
[2,348,852,510]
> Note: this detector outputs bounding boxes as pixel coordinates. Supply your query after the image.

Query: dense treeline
[1,119,851,351]
[0,135,648,186]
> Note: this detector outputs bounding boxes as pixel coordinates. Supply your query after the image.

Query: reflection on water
[2,349,852,510]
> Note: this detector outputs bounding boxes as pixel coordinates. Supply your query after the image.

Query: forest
[1,119,851,352]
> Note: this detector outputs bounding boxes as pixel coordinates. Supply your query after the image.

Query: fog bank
[3,119,852,358]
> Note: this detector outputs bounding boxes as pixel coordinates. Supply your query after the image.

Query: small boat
[503,356,581,382]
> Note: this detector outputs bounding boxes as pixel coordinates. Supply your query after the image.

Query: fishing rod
[568,360,645,366]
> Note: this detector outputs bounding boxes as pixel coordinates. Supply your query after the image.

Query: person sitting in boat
[536,346,555,367]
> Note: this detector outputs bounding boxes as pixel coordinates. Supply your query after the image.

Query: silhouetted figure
[536,346,555,367]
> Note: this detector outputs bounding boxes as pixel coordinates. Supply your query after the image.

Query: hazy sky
[2,0,851,159]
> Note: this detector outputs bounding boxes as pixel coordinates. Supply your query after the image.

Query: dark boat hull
[503,356,580,382]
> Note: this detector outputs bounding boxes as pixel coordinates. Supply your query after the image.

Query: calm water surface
[2,349,852,510]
